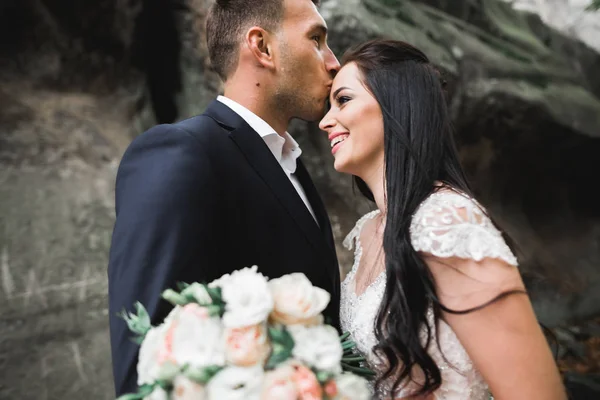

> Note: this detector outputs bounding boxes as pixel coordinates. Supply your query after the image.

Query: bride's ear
[245,27,276,70]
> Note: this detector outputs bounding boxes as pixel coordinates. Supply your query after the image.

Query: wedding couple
[107,0,567,399]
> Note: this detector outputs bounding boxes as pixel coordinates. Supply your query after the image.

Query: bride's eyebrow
[332,86,350,98]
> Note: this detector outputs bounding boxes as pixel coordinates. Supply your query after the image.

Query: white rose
[289,325,343,374]
[170,303,226,369]
[211,266,274,328]
[172,375,206,400]
[137,323,169,386]
[206,366,263,400]
[143,386,169,400]
[334,373,371,400]
[269,273,330,326]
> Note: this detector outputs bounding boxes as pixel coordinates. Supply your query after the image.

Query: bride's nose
[319,112,335,132]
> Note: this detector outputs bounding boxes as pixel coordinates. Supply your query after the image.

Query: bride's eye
[337,95,351,105]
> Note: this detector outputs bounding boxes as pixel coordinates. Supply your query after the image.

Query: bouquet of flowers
[117,266,374,400]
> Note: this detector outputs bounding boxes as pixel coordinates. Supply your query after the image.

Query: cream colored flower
[172,375,206,400]
[206,365,263,400]
[333,373,371,400]
[169,303,225,369]
[289,325,343,374]
[269,273,330,326]
[210,266,274,328]
[225,323,271,367]
[137,323,169,386]
[261,364,299,400]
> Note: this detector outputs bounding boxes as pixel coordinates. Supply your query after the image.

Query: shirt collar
[217,95,301,173]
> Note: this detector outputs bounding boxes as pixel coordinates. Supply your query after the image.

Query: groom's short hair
[206,0,320,81]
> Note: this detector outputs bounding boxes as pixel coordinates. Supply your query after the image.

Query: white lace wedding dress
[340,189,518,399]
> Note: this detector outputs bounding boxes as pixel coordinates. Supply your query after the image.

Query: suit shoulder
[174,114,230,144]
[129,115,226,148]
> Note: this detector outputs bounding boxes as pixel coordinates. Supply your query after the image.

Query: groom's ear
[245,27,276,70]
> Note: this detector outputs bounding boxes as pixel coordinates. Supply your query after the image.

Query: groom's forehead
[283,0,325,26]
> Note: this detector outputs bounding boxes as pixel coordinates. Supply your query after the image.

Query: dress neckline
[344,209,386,298]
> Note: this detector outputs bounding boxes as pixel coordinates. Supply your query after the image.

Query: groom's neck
[222,78,289,136]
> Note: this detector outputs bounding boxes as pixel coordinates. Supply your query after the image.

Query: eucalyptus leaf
[162,288,189,306]
[183,365,224,384]
[118,302,152,342]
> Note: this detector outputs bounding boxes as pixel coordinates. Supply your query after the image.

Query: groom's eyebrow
[309,23,328,37]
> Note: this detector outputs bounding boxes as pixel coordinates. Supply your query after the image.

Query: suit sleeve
[107,124,222,396]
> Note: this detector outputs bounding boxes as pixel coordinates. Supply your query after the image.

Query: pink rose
[261,364,299,400]
[225,323,270,367]
[324,380,338,398]
[292,363,323,400]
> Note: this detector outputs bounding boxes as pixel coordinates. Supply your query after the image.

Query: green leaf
[206,286,223,302]
[177,282,190,291]
[206,304,224,317]
[341,340,357,350]
[162,288,190,306]
[138,384,155,396]
[339,331,351,341]
[315,370,335,385]
[183,365,224,385]
[134,302,151,328]
[156,362,181,382]
[116,394,144,400]
[341,356,366,363]
[341,362,377,377]
[115,384,156,400]
[117,302,152,342]
[265,326,295,369]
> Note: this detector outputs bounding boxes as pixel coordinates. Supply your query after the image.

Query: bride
[319,39,567,399]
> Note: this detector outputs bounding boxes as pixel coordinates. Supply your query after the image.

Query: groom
[107,0,341,396]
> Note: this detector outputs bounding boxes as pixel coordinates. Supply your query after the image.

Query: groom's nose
[324,47,340,78]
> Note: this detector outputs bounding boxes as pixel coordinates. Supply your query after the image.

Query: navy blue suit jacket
[107,100,340,396]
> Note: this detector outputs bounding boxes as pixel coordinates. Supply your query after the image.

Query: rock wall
[502,0,600,52]
[0,0,599,399]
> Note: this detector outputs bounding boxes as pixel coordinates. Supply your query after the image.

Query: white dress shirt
[217,95,318,224]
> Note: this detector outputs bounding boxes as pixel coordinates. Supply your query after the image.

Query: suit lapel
[295,160,336,253]
[204,101,332,260]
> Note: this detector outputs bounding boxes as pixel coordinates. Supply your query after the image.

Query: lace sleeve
[409,191,518,266]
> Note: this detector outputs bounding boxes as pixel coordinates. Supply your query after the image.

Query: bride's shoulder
[412,187,484,223]
[410,186,517,265]
[343,209,381,251]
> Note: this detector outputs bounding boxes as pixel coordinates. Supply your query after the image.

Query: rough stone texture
[0,0,599,399]
[502,0,600,53]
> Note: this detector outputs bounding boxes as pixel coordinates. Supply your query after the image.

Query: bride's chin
[333,158,346,173]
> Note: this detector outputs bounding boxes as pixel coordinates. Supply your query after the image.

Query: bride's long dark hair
[341,39,524,396]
